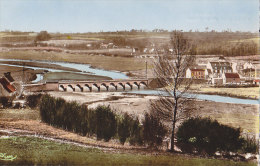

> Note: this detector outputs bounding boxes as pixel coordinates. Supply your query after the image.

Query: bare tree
[151,31,196,152]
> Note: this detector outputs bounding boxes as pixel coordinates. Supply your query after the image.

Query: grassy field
[230,37,259,44]
[189,84,259,99]
[207,113,259,136]
[0,50,148,72]
[0,136,256,166]
[0,109,40,120]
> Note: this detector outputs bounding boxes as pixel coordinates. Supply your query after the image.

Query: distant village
[186,57,260,85]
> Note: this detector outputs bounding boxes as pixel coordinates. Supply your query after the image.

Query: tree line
[39,94,167,146]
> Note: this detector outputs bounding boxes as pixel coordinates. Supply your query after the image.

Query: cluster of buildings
[186,58,259,85]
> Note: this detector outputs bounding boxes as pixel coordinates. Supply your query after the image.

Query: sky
[0,0,258,33]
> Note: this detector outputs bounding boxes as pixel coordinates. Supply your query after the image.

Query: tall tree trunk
[170,100,178,152]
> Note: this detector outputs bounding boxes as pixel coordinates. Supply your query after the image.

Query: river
[127,90,259,105]
[0,59,128,82]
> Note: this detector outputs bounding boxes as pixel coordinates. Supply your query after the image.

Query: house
[241,68,255,78]
[186,66,208,79]
[222,73,240,84]
[207,61,233,78]
[0,77,16,93]
[231,62,244,73]
[253,79,259,85]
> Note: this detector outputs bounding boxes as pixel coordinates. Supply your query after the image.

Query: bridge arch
[117,82,125,90]
[67,85,75,92]
[84,84,92,92]
[109,83,117,91]
[133,82,140,89]
[125,82,133,90]
[75,84,83,92]
[59,85,66,91]
[139,82,147,89]
[100,83,108,91]
[92,83,100,92]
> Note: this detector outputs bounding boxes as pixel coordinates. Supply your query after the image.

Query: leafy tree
[143,113,167,147]
[95,105,117,141]
[117,113,131,144]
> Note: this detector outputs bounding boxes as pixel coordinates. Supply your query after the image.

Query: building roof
[224,73,240,78]
[0,77,16,93]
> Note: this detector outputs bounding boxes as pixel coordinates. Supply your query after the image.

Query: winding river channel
[0,59,259,105]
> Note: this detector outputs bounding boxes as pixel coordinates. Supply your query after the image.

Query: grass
[230,37,259,44]
[207,113,259,136]
[0,50,147,72]
[189,84,259,99]
[0,136,256,166]
[0,109,40,120]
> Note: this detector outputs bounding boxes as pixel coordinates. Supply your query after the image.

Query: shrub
[26,94,42,108]
[0,96,10,108]
[35,31,51,41]
[40,94,58,124]
[117,113,131,144]
[176,117,244,155]
[240,135,259,154]
[95,105,117,141]
[128,118,143,146]
[143,113,167,147]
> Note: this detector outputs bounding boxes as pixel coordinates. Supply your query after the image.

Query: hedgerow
[39,94,166,145]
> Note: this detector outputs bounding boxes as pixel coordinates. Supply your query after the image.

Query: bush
[0,96,10,108]
[176,117,244,155]
[26,94,42,108]
[128,118,143,146]
[240,135,259,154]
[117,113,131,144]
[38,95,163,146]
[143,113,167,147]
[95,105,117,141]
[35,31,51,41]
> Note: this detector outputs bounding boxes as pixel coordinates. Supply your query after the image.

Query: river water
[0,59,128,82]
[0,58,258,105]
[127,90,259,105]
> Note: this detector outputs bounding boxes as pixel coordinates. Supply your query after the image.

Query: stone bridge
[58,79,148,92]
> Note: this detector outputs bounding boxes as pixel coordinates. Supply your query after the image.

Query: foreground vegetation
[0,136,256,166]
[40,94,167,146]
